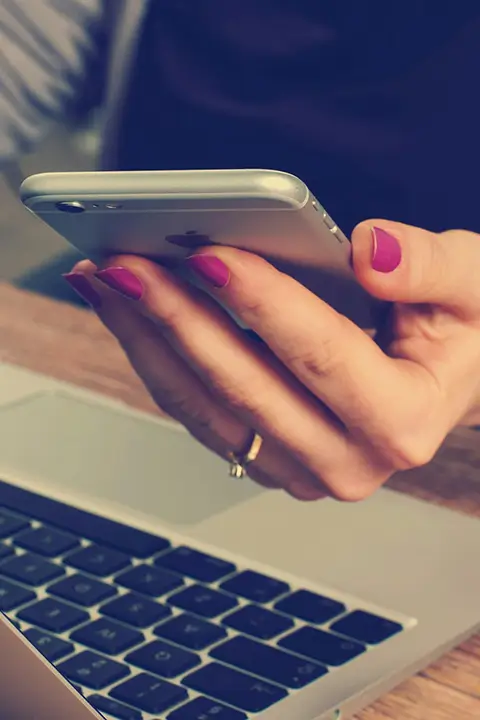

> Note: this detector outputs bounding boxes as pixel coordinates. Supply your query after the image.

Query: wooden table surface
[1,281,480,719]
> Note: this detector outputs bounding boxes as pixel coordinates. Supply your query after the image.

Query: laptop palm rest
[0,392,262,527]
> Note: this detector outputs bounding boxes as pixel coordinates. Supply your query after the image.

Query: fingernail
[186,255,230,288]
[371,227,402,273]
[63,273,101,309]
[94,267,144,300]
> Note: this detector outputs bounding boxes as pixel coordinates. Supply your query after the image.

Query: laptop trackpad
[0,392,262,526]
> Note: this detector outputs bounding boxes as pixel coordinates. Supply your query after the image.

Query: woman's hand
[65,221,480,501]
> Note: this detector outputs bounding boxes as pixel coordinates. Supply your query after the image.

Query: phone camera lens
[56,201,85,214]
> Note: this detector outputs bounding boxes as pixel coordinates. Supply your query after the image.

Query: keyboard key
[183,662,287,713]
[48,573,117,607]
[116,565,184,597]
[65,544,131,577]
[0,479,170,558]
[223,605,293,640]
[0,552,65,586]
[275,590,345,624]
[14,527,79,557]
[18,597,89,632]
[110,672,188,714]
[71,618,144,655]
[331,610,403,645]
[88,694,142,720]
[168,585,237,618]
[0,541,15,560]
[155,613,226,650]
[168,696,247,719]
[279,627,365,666]
[101,591,171,628]
[0,509,30,538]
[220,570,289,603]
[126,639,200,678]
[0,577,36,611]
[155,547,235,583]
[211,636,327,689]
[58,650,130,690]
[24,627,74,662]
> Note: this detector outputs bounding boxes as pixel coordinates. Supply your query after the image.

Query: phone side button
[323,212,340,235]
[323,213,345,244]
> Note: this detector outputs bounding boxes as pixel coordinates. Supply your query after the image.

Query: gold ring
[228,431,263,479]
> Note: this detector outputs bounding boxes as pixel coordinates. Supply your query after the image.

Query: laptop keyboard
[0,479,405,718]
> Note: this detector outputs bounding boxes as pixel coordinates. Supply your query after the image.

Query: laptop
[0,360,479,720]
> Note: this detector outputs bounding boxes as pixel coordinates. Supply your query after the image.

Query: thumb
[351,221,480,318]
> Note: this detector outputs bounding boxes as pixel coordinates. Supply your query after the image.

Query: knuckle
[209,373,269,418]
[237,293,269,323]
[328,480,376,503]
[382,433,438,471]
[227,392,265,420]
[297,345,341,380]
[412,235,449,300]
[187,409,220,437]
[147,297,183,332]
[149,385,193,419]
[119,315,158,354]
[423,250,443,297]
[285,322,347,381]
[319,458,386,503]
[150,385,230,452]
[233,267,278,322]
[148,379,252,458]
[148,382,201,427]
[286,484,324,501]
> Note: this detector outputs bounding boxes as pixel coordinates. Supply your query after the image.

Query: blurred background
[0,117,100,305]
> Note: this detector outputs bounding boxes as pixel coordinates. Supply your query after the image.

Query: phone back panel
[20,170,381,327]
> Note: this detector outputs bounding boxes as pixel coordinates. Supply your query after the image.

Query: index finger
[186,248,433,439]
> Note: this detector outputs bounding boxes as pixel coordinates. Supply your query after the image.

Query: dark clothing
[119,2,480,235]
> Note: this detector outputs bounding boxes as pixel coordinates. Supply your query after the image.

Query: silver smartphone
[20,169,381,327]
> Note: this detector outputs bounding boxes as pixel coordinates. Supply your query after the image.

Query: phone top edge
[19,169,309,208]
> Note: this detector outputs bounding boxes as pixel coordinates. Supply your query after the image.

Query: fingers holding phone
[65,259,328,501]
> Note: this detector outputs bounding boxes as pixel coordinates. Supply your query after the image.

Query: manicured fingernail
[94,267,144,300]
[371,227,402,273]
[63,273,101,309]
[186,255,230,288]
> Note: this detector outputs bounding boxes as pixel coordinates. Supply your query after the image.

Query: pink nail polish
[63,273,101,309]
[371,227,402,273]
[186,255,230,288]
[94,267,144,300]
